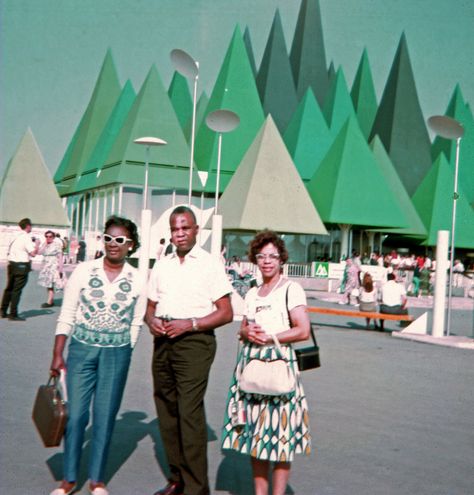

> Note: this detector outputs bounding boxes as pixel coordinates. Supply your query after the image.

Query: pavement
[1,265,473,495]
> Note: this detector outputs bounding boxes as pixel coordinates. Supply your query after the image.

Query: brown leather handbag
[32,375,68,447]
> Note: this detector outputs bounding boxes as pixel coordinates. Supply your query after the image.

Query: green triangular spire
[256,9,298,132]
[283,88,332,181]
[219,116,327,234]
[94,65,190,189]
[290,0,329,105]
[54,49,121,194]
[323,67,357,136]
[431,85,474,206]
[306,117,408,228]
[351,49,378,139]
[74,80,136,193]
[1,129,69,226]
[168,71,193,133]
[370,136,426,236]
[194,25,265,185]
[412,153,474,248]
[327,61,336,87]
[243,26,257,77]
[369,34,432,196]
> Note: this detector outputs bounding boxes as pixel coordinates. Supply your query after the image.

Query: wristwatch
[191,317,199,331]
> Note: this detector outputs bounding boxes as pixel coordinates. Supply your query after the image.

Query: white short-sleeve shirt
[147,244,233,319]
[245,279,306,335]
[8,232,35,262]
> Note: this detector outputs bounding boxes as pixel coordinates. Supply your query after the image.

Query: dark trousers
[1,262,31,316]
[152,332,216,495]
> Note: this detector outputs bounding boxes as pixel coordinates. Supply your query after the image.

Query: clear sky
[1,0,473,177]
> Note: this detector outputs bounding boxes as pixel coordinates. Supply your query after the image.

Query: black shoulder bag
[286,285,321,371]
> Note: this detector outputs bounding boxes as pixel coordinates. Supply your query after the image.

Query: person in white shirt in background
[1,217,40,321]
[379,272,408,331]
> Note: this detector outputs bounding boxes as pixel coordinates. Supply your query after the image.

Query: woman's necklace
[259,275,282,297]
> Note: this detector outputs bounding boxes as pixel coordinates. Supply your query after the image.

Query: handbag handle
[285,284,318,347]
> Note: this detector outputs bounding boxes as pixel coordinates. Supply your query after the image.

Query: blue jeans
[63,338,131,483]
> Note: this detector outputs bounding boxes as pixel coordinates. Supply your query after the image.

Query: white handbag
[238,335,296,396]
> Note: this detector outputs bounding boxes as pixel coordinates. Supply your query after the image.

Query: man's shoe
[8,315,26,321]
[153,481,184,495]
[41,302,54,308]
[1,311,8,318]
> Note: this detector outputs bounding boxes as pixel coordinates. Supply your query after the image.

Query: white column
[87,194,93,232]
[139,209,152,281]
[432,230,449,338]
[211,214,223,258]
[338,224,351,260]
[118,186,123,215]
[94,192,100,233]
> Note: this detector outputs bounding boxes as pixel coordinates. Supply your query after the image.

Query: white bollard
[432,230,449,338]
[138,208,152,282]
[211,214,223,259]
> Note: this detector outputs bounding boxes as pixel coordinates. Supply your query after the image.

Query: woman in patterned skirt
[222,230,311,495]
[38,230,64,307]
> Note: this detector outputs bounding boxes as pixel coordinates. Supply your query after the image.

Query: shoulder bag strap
[286,282,318,347]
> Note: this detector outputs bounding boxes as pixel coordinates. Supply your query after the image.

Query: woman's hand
[242,321,269,345]
[50,355,66,376]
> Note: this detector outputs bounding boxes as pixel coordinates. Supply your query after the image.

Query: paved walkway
[1,266,473,494]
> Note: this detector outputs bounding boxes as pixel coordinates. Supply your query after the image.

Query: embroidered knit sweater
[55,258,146,348]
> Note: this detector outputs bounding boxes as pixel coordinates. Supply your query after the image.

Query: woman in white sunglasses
[48,216,147,495]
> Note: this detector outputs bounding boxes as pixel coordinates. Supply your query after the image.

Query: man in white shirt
[145,206,233,495]
[379,272,408,331]
[1,218,39,320]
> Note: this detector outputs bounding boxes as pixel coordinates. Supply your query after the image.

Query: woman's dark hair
[104,216,140,255]
[248,230,288,264]
[362,272,374,292]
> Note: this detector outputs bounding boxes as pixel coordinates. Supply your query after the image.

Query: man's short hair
[19,218,32,230]
[387,273,396,281]
[170,206,197,224]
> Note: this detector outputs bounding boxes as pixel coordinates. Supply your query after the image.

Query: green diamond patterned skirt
[221,342,311,462]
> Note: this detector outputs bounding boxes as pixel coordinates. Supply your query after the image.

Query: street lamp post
[205,109,240,257]
[170,49,199,206]
[133,137,167,280]
[427,115,464,336]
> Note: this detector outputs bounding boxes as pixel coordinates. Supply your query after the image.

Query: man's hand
[146,316,167,337]
[163,319,192,339]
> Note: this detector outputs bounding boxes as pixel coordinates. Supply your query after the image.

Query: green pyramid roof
[323,67,357,136]
[290,0,329,105]
[219,116,327,234]
[243,26,257,77]
[412,153,474,248]
[327,61,336,87]
[283,88,332,181]
[370,136,426,236]
[369,34,432,196]
[168,71,193,133]
[306,117,408,228]
[94,65,190,189]
[194,25,264,183]
[74,80,136,193]
[54,50,121,194]
[351,49,378,139]
[431,85,474,206]
[1,129,70,226]
[256,9,298,133]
